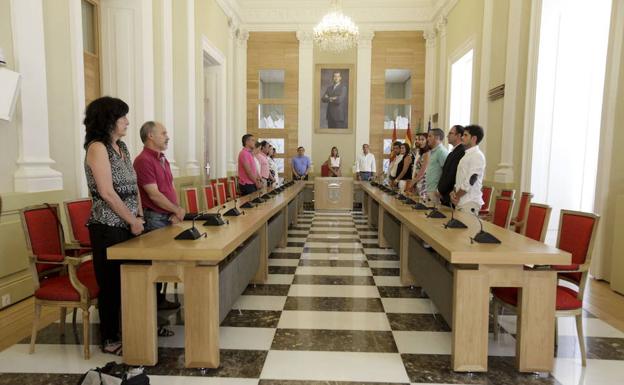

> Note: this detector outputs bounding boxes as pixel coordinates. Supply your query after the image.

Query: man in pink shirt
[256,140,272,187]
[238,134,263,195]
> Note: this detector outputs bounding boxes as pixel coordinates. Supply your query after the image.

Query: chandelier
[313,0,359,52]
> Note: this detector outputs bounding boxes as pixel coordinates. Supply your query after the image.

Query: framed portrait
[315,64,355,134]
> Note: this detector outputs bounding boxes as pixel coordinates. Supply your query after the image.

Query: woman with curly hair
[84,96,144,355]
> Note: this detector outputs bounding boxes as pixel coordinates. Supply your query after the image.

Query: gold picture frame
[315,64,355,134]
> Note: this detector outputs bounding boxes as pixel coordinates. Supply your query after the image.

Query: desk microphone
[224,199,244,216]
[203,205,229,226]
[444,202,467,229]
[470,208,500,244]
[175,213,207,240]
[252,189,266,204]
[427,201,447,219]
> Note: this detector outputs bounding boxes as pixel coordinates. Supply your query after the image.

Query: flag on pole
[427,117,432,132]
[404,123,412,147]
[390,120,398,161]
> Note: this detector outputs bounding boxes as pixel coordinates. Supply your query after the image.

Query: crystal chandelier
[313,0,359,52]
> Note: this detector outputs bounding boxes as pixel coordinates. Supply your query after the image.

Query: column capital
[423,28,437,45]
[357,30,375,48]
[296,30,314,47]
[236,28,249,48]
[436,16,447,36]
[228,17,238,39]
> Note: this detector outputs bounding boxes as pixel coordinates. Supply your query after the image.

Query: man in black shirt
[437,125,466,206]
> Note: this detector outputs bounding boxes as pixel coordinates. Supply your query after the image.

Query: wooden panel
[83,0,101,106]
[247,32,299,178]
[370,31,426,174]
[314,178,354,211]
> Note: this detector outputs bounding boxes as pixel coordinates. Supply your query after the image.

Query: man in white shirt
[356,144,376,181]
[451,125,486,214]
[387,141,403,183]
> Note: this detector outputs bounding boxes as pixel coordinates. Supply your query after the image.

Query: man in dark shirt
[437,125,466,207]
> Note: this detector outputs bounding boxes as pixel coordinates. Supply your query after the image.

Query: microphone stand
[470,209,501,244]
[175,213,206,240]
[203,205,228,226]
[426,201,447,219]
[252,189,266,204]
[224,199,244,216]
[444,202,467,228]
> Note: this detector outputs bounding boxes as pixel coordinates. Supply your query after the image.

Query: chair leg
[72,308,78,327]
[82,308,90,360]
[554,318,559,352]
[493,300,500,340]
[29,303,41,354]
[59,307,67,336]
[575,314,587,366]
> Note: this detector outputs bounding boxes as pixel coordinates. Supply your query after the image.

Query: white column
[297,31,314,151]
[234,29,248,158]
[436,16,448,130]
[494,0,523,184]
[423,28,437,127]
[185,0,200,176]
[355,30,374,158]
[477,0,494,153]
[161,0,178,176]
[226,20,238,174]
[11,0,63,192]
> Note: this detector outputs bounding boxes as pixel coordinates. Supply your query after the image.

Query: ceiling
[217,0,457,32]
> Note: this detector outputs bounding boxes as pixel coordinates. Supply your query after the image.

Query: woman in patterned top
[84,96,144,355]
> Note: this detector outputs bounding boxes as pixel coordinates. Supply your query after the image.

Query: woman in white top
[268,146,280,187]
[253,142,263,187]
[327,146,341,177]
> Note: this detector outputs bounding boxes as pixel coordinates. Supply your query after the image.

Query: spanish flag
[404,123,412,148]
[390,121,398,161]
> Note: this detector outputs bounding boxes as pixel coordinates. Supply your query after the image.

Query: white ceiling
[218,0,457,32]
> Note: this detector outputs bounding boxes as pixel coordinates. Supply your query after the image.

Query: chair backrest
[228,180,238,200]
[64,198,92,247]
[514,192,533,233]
[501,189,516,199]
[203,185,215,210]
[524,203,552,242]
[556,210,600,284]
[321,163,330,177]
[20,204,66,279]
[492,196,515,228]
[216,183,228,205]
[480,186,494,212]
[210,179,218,192]
[184,188,200,214]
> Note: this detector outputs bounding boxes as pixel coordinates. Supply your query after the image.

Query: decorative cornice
[423,28,437,43]
[357,30,375,48]
[436,16,447,36]
[296,30,314,48]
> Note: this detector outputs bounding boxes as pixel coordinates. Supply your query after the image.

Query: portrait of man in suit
[316,66,353,132]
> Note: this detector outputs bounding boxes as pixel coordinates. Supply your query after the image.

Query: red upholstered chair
[500,189,516,199]
[203,185,216,210]
[232,176,240,195]
[321,163,330,177]
[510,192,533,233]
[228,180,238,201]
[184,187,200,213]
[64,198,93,256]
[21,204,98,359]
[479,185,494,216]
[492,209,600,366]
[523,203,552,242]
[216,183,228,205]
[490,196,515,229]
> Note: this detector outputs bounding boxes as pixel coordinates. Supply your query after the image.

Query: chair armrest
[66,260,89,301]
[65,254,92,266]
[30,255,67,265]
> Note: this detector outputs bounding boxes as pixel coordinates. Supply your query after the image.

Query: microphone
[444,202,467,229]
[427,200,446,219]
[469,208,501,244]
[224,199,244,216]
[252,189,266,204]
[203,205,228,226]
[175,213,206,240]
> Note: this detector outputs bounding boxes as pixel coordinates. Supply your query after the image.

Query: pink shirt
[256,152,270,179]
[238,148,257,185]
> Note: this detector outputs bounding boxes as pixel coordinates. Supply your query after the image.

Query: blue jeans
[359,172,373,181]
[144,209,171,232]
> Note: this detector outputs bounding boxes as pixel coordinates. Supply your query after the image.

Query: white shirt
[454,145,486,207]
[329,156,340,168]
[389,154,403,178]
[254,157,261,176]
[356,153,376,173]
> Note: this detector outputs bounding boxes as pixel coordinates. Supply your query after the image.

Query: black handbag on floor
[77,362,149,385]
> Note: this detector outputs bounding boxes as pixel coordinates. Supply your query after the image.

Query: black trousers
[88,224,133,343]
[239,183,257,196]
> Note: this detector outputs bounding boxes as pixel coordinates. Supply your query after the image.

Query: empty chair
[215,182,228,205]
[510,192,533,233]
[203,185,216,210]
[492,209,600,366]
[479,185,494,216]
[21,204,99,359]
[500,189,516,199]
[64,198,93,256]
[228,179,238,201]
[184,187,200,213]
[523,203,552,242]
[491,196,515,228]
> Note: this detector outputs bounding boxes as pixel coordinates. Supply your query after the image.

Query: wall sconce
[0,47,21,122]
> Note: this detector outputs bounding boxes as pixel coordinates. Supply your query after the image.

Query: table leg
[451,268,489,372]
[399,224,417,286]
[516,271,556,372]
[121,264,157,366]
[278,207,288,248]
[378,205,389,248]
[183,265,220,368]
[252,223,269,284]
[367,196,373,228]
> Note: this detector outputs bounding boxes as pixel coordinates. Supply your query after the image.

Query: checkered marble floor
[1,210,624,385]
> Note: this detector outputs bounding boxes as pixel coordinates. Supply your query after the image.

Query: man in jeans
[425,128,449,206]
[238,134,263,195]
[292,146,311,180]
[133,121,184,316]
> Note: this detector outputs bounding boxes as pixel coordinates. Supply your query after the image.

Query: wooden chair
[215,182,228,205]
[492,209,600,366]
[21,204,99,359]
[183,187,200,214]
[479,185,494,216]
[510,192,533,233]
[490,196,515,228]
[500,189,516,199]
[202,185,216,210]
[523,203,552,242]
[64,198,93,256]
[228,179,238,201]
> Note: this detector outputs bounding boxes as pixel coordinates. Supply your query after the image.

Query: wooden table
[108,182,305,368]
[314,177,354,211]
[360,182,571,373]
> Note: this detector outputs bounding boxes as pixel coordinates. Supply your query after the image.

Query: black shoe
[158,299,181,311]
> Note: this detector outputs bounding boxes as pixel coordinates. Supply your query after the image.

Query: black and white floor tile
[1,210,624,384]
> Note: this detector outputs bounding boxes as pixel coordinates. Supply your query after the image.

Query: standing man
[292,146,311,180]
[451,125,486,213]
[437,125,466,206]
[133,121,183,312]
[388,141,403,185]
[321,71,348,128]
[356,143,376,181]
[257,140,272,188]
[425,128,449,206]
[238,134,263,195]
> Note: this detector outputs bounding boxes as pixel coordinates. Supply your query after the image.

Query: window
[448,49,473,127]
[383,138,404,155]
[259,138,285,154]
[81,1,97,55]
[274,158,285,173]
[384,105,411,129]
[259,70,285,99]
[382,159,390,174]
[258,104,284,129]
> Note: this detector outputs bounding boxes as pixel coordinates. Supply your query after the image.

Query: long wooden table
[360,182,571,373]
[108,182,305,368]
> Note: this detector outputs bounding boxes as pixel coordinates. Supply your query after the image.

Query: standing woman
[84,96,144,355]
[327,146,341,177]
[411,133,430,200]
[394,142,413,193]
[268,146,280,187]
